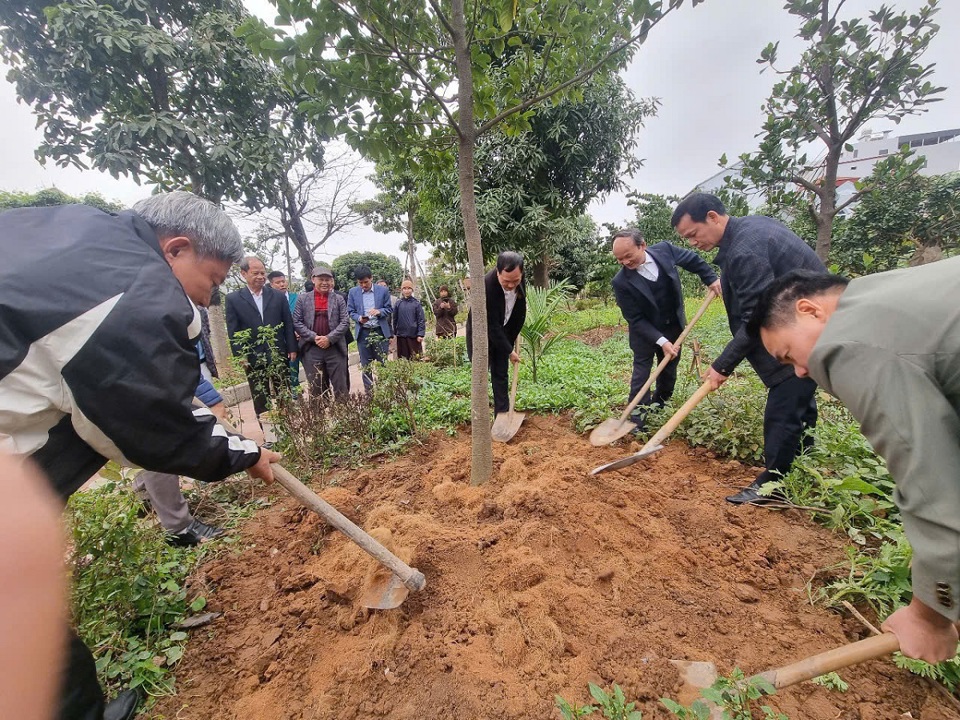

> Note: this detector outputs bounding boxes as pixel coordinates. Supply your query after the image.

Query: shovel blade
[360,573,410,610]
[590,444,664,475]
[492,411,526,443]
[589,418,637,446]
[670,660,723,719]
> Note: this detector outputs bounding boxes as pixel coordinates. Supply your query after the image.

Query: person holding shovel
[611,228,721,432]
[747,260,960,663]
[671,193,826,505]
[466,251,526,416]
[0,191,279,720]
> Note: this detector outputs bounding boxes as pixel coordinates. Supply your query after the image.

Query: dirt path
[151,416,953,720]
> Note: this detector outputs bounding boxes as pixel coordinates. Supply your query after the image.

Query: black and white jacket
[0,204,260,499]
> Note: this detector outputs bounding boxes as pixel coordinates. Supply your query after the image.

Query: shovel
[491,338,525,443]
[670,633,901,716]
[590,380,713,475]
[590,290,717,446]
[203,405,426,609]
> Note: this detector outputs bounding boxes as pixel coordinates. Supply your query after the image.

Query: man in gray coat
[293,265,350,398]
[748,258,960,664]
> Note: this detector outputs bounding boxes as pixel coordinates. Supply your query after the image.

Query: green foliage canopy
[331,251,404,292]
[733,0,944,261]
[0,0,317,207]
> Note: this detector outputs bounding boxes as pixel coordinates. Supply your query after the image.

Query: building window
[879,149,889,156]
[853,150,859,158]
[850,166,857,171]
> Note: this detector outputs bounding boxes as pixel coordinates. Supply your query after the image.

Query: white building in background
[692,126,960,211]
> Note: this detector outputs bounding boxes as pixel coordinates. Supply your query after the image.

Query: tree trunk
[451,0,493,486]
[407,207,418,293]
[280,175,315,278]
[815,146,841,263]
[531,251,549,288]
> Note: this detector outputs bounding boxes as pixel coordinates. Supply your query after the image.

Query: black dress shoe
[104,689,140,720]
[167,519,225,547]
[725,478,787,505]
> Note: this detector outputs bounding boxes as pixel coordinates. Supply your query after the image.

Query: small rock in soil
[734,583,762,603]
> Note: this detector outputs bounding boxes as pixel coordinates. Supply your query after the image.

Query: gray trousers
[302,344,350,398]
[133,470,192,533]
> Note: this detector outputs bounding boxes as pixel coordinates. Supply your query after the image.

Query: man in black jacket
[466,251,527,415]
[225,256,297,420]
[611,228,720,429]
[671,193,826,504]
[0,191,279,720]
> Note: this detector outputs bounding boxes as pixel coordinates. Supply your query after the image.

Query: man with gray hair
[0,191,279,720]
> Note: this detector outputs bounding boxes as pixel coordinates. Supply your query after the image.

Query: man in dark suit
[225,256,297,420]
[347,264,393,391]
[611,228,721,429]
[466,251,527,415]
[671,193,826,504]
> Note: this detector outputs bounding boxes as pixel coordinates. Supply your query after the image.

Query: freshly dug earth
[152,416,954,720]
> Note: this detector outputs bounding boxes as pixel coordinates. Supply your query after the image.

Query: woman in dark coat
[432,284,459,339]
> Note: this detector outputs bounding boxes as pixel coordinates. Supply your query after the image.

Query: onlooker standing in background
[268,270,301,388]
[393,279,426,359]
[348,265,393,391]
[433,284,459,339]
[225,257,297,421]
[293,266,351,398]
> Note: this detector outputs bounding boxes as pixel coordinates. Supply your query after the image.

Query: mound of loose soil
[152,416,953,720]
[571,325,623,347]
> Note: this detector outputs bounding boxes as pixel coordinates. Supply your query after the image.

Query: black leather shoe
[104,689,140,720]
[167,519,225,547]
[725,478,787,505]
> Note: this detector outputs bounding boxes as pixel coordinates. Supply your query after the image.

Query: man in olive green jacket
[747,256,960,664]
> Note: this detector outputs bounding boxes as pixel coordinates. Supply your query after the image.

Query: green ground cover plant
[67,468,262,700]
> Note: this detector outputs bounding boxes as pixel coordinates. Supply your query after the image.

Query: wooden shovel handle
[508,337,521,414]
[759,633,900,689]
[617,290,717,424]
[640,381,713,453]
[205,405,426,592]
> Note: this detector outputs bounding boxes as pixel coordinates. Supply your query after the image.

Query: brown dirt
[151,416,953,720]
[571,325,623,346]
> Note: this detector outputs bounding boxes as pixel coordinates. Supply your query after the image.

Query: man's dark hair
[671,193,728,227]
[266,270,285,282]
[354,265,373,281]
[496,251,524,273]
[304,280,315,292]
[746,270,850,338]
[438,284,449,294]
[612,228,645,247]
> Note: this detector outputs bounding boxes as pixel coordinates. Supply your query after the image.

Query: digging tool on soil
[670,633,901,716]
[589,290,717,446]
[202,405,426,609]
[491,338,525,443]
[590,381,713,475]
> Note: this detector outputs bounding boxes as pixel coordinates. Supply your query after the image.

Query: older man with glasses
[293,266,351,398]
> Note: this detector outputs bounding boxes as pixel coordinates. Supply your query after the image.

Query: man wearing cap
[293,266,351,398]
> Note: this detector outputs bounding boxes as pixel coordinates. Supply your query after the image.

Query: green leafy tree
[0,187,121,213]
[331,251,404,293]
[734,0,944,262]
[833,153,960,275]
[0,1,315,207]
[417,77,656,286]
[244,0,703,484]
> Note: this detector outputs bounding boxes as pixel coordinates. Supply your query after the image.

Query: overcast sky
[1,0,957,264]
